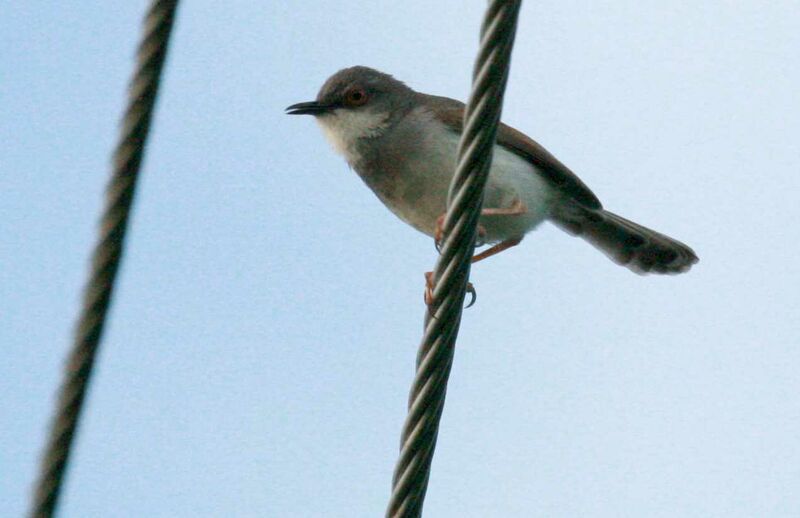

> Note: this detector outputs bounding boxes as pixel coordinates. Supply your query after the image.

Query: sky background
[2,1,799,517]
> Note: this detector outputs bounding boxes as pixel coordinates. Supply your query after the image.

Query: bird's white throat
[316,108,390,163]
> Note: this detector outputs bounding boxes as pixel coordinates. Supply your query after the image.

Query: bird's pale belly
[361,139,556,244]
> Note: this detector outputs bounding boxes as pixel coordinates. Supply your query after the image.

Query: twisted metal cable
[386,1,523,516]
[28,2,180,516]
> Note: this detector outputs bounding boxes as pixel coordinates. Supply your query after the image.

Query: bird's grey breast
[349,105,556,242]
[352,107,456,235]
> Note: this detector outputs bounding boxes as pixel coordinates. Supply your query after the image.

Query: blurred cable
[28,1,180,516]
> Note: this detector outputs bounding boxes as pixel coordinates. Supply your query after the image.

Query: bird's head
[287,66,414,160]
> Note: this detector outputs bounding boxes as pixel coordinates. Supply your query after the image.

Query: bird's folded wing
[421,93,602,209]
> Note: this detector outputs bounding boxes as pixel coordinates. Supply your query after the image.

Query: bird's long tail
[549,201,698,274]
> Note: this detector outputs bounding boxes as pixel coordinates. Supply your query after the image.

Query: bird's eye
[345,88,368,107]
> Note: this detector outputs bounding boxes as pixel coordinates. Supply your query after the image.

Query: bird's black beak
[285,101,330,116]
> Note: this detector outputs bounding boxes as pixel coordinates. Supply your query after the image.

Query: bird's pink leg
[479,197,527,217]
[433,215,487,251]
[471,197,526,262]
[433,197,526,250]
[470,236,523,263]
[426,197,527,306]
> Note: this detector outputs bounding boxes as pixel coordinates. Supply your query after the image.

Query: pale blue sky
[2,2,799,517]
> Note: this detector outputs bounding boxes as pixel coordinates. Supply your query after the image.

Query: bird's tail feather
[549,201,698,274]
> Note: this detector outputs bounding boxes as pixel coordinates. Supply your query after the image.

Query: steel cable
[28,2,180,516]
[386,1,523,516]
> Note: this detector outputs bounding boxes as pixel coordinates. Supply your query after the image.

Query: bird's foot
[424,271,477,309]
[434,214,488,252]
[433,214,446,252]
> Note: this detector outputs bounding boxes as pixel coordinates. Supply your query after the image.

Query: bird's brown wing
[421,93,602,209]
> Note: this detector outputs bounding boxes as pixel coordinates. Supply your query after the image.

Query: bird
[286,66,697,293]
